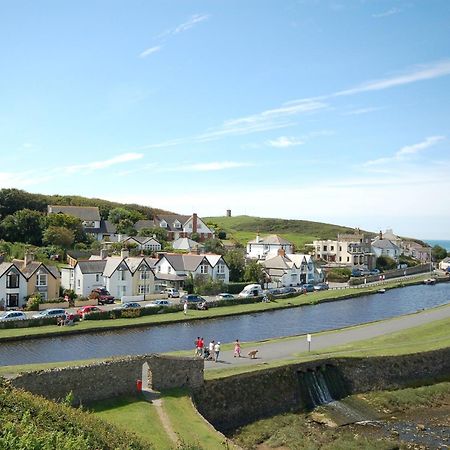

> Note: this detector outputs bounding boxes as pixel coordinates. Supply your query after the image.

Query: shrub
[326,268,351,282]
[25,296,41,311]
[41,297,66,304]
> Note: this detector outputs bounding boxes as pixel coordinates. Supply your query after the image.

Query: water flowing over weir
[297,366,375,425]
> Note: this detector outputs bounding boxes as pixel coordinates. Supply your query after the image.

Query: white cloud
[172,14,210,35]
[267,136,304,148]
[165,161,252,172]
[342,107,381,116]
[372,8,401,19]
[335,60,450,96]
[65,153,144,174]
[365,136,445,166]
[139,45,162,59]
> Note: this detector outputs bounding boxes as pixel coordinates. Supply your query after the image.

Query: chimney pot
[120,248,129,259]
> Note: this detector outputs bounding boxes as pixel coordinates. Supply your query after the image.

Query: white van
[238,284,264,298]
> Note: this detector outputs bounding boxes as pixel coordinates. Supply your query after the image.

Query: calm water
[0,283,449,366]
[426,239,450,251]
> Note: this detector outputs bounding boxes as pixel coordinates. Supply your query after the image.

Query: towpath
[204,303,450,370]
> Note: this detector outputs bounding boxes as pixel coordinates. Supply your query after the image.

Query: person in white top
[214,341,221,362]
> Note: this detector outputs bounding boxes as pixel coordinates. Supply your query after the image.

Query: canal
[0,283,448,366]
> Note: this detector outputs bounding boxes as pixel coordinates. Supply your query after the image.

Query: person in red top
[198,337,205,357]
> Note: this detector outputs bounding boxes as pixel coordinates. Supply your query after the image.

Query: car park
[161,288,180,298]
[90,288,115,305]
[32,309,66,319]
[0,311,27,321]
[313,283,329,291]
[76,305,103,317]
[145,300,172,308]
[216,293,235,300]
[181,294,205,303]
[114,302,141,310]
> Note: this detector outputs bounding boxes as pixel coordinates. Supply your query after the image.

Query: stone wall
[10,354,203,405]
[192,348,450,432]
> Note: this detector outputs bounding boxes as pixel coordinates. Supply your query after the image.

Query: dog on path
[248,350,258,359]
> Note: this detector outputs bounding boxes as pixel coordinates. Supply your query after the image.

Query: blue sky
[1,0,450,239]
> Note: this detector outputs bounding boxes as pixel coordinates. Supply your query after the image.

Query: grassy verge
[0,274,431,342]
[90,395,172,449]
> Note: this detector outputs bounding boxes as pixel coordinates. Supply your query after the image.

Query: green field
[205,215,361,248]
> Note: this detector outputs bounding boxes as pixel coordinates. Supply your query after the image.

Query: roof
[155,273,188,281]
[248,234,293,246]
[155,214,191,231]
[77,260,107,274]
[372,239,400,250]
[172,237,204,251]
[134,220,157,231]
[262,255,292,270]
[0,262,19,278]
[161,253,224,272]
[11,260,59,279]
[124,236,160,245]
[48,205,101,221]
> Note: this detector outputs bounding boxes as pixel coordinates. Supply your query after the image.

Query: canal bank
[0,275,441,344]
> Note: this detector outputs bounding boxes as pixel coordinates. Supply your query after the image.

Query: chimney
[226,209,231,217]
[256,233,261,243]
[100,249,108,260]
[192,213,198,234]
[278,248,286,257]
[24,251,34,266]
[120,248,129,259]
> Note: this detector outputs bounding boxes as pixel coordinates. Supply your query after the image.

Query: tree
[224,248,246,281]
[138,227,168,245]
[190,232,200,242]
[432,245,448,262]
[203,238,225,255]
[376,255,397,271]
[0,188,47,218]
[244,260,264,284]
[0,209,45,245]
[115,219,137,236]
[108,207,143,225]
[218,230,227,240]
[42,226,75,249]
[45,213,87,243]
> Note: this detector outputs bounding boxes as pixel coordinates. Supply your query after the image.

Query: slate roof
[155,214,191,231]
[162,253,224,272]
[77,260,107,274]
[372,239,400,250]
[248,234,293,245]
[48,205,101,221]
[172,237,204,251]
[11,260,59,279]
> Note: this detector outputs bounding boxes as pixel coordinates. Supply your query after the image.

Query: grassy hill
[205,215,364,249]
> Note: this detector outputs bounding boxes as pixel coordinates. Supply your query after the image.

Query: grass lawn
[90,395,172,449]
[0,275,430,342]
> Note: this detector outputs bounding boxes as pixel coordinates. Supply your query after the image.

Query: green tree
[108,207,143,225]
[376,255,397,271]
[0,188,47,218]
[203,238,225,255]
[224,248,246,281]
[138,227,168,245]
[42,226,75,249]
[115,218,137,236]
[45,213,87,243]
[243,260,264,283]
[431,245,448,262]
[0,209,45,245]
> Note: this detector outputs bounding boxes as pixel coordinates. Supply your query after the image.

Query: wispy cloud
[165,161,252,172]
[140,14,210,58]
[342,107,381,116]
[139,45,161,59]
[372,8,401,19]
[65,153,144,174]
[335,60,450,96]
[267,136,304,148]
[364,136,445,166]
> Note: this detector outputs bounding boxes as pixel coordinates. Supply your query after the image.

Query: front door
[7,293,19,308]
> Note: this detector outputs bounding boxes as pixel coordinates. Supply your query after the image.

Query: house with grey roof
[371,238,401,261]
[172,237,204,252]
[120,236,161,253]
[261,250,319,288]
[246,234,294,260]
[155,253,229,289]
[0,262,28,309]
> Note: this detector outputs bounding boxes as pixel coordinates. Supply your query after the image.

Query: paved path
[204,303,450,370]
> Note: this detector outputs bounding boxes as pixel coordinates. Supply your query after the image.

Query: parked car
[0,311,27,321]
[90,288,115,305]
[359,268,371,276]
[32,309,66,319]
[280,287,297,294]
[216,293,235,300]
[370,268,381,275]
[77,305,103,317]
[351,268,362,277]
[161,288,180,298]
[181,294,205,303]
[300,283,315,292]
[313,283,329,291]
[145,300,172,308]
[114,302,141,310]
[238,284,264,298]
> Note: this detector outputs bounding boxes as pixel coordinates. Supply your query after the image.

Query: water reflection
[0,283,448,366]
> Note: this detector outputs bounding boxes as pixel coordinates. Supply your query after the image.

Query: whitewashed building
[247,234,294,260]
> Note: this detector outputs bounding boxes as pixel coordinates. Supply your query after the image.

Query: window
[323,245,327,251]
[330,246,334,251]
[339,246,342,251]
[140,267,149,280]
[168,266,172,273]
[138,285,150,294]
[36,273,47,286]
[217,264,225,274]
[339,256,342,262]
[6,293,19,307]
[200,264,209,274]
[6,272,19,289]
[95,274,100,282]
[119,270,126,281]
[77,279,81,287]
[347,257,350,262]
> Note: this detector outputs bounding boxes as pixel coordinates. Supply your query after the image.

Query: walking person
[183,300,188,315]
[198,337,204,357]
[208,340,215,361]
[194,337,201,356]
[214,341,221,362]
[234,339,241,358]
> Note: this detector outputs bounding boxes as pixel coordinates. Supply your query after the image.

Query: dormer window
[160,220,168,228]
[7,271,19,289]
[174,220,181,229]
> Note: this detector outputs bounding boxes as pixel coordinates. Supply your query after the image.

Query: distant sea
[425,240,450,251]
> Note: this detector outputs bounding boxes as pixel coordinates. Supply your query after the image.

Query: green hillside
[205,215,366,249]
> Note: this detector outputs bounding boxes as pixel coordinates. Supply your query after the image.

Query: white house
[120,236,162,252]
[439,257,450,271]
[247,234,294,260]
[154,253,229,289]
[371,238,401,261]
[261,251,318,288]
[0,262,29,309]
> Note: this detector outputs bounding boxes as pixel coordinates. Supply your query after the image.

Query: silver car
[32,309,66,319]
[0,311,27,321]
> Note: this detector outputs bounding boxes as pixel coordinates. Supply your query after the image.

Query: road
[204,302,450,370]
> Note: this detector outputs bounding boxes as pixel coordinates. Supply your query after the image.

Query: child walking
[234,339,241,357]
